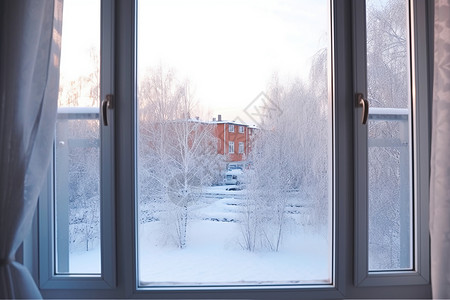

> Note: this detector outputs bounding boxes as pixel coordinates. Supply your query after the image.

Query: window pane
[54,0,101,274]
[366,0,412,271]
[137,0,332,286]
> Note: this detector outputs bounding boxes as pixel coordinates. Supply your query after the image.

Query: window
[37,0,115,289]
[34,0,431,298]
[238,142,244,154]
[353,0,430,286]
[137,0,333,287]
[366,0,412,271]
[228,141,234,154]
[54,1,102,275]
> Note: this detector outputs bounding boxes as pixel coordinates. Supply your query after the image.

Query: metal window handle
[356,93,369,125]
[102,94,113,126]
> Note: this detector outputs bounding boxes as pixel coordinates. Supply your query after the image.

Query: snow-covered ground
[70,247,101,274]
[138,220,330,286]
[70,185,331,286]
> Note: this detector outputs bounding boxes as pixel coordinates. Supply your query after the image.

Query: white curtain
[0,0,63,298]
[430,0,450,299]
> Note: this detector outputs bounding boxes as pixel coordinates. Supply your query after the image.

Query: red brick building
[147,115,257,169]
[209,114,257,169]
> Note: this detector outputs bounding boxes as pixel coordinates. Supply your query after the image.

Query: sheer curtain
[0,0,63,298]
[430,0,450,299]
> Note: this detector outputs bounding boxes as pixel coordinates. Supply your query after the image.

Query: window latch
[102,94,113,126]
[356,93,369,125]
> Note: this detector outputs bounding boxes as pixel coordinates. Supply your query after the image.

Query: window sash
[229,141,235,154]
[352,0,430,286]
[37,0,116,290]
[238,142,244,154]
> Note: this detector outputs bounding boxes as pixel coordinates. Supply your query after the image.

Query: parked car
[224,169,245,185]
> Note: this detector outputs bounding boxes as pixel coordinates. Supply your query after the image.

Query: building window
[229,124,234,132]
[229,141,235,154]
[239,126,244,133]
[238,142,244,154]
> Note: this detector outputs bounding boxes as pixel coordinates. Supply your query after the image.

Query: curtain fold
[0,0,63,298]
[430,0,450,299]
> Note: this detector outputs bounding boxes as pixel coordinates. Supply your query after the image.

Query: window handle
[102,94,113,126]
[356,93,369,125]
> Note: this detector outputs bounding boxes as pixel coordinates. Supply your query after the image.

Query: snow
[138,220,330,285]
[70,185,331,286]
[58,106,99,115]
[69,247,101,274]
[225,169,243,175]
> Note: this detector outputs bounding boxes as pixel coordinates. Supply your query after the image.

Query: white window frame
[229,141,235,154]
[228,124,234,132]
[352,0,430,287]
[26,0,432,298]
[35,0,116,290]
[239,125,244,133]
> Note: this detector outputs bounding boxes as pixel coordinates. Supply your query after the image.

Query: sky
[138,0,329,123]
[59,0,100,82]
[59,0,329,123]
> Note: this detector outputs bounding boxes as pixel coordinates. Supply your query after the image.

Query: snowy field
[138,220,330,286]
[70,185,331,286]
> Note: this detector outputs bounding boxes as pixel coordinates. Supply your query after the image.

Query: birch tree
[366,0,410,269]
[241,49,330,251]
[138,65,220,248]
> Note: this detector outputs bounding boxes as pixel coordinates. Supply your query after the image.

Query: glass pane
[366,0,412,271]
[54,0,101,274]
[137,0,332,286]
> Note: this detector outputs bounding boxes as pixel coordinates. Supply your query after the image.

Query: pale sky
[138,0,329,123]
[59,0,100,82]
[59,0,329,123]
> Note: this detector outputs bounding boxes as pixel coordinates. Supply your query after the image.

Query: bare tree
[366,0,410,270]
[241,49,330,252]
[243,130,293,252]
[59,118,100,253]
[138,65,220,248]
[55,46,101,252]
